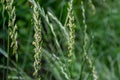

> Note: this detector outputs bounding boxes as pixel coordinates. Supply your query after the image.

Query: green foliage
[0,0,120,80]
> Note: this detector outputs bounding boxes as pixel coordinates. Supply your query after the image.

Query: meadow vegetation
[0,0,120,80]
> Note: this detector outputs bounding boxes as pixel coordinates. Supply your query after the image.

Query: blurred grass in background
[0,0,120,80]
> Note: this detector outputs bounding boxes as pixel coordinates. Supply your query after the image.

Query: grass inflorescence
[81,1,98,80]
[0,0,119,80]
[5,0,18,79]
[6,0,18,55]
[67,0,76,63]
[29,0,42,79]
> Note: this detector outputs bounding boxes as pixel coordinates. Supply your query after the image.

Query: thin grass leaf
[48,11,69,41]
[0,48,8,58]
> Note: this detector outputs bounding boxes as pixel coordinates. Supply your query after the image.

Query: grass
[0,0,120,80]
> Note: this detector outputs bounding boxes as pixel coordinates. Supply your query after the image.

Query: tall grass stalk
[81,1,98,80]
[63,0,76,79]
[6,0,18,55]
[6,0,18,79]
[6,18,10,80]
[67,0,76,62]
[1,0,6,79]
[29,0,42,79]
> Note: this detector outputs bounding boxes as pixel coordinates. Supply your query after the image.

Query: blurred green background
[0,0,120,80]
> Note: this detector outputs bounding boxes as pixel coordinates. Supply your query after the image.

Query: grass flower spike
[67,0,76,62]
[81,1,98,80]
[6,0,18,55]
[29,0,42,79]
